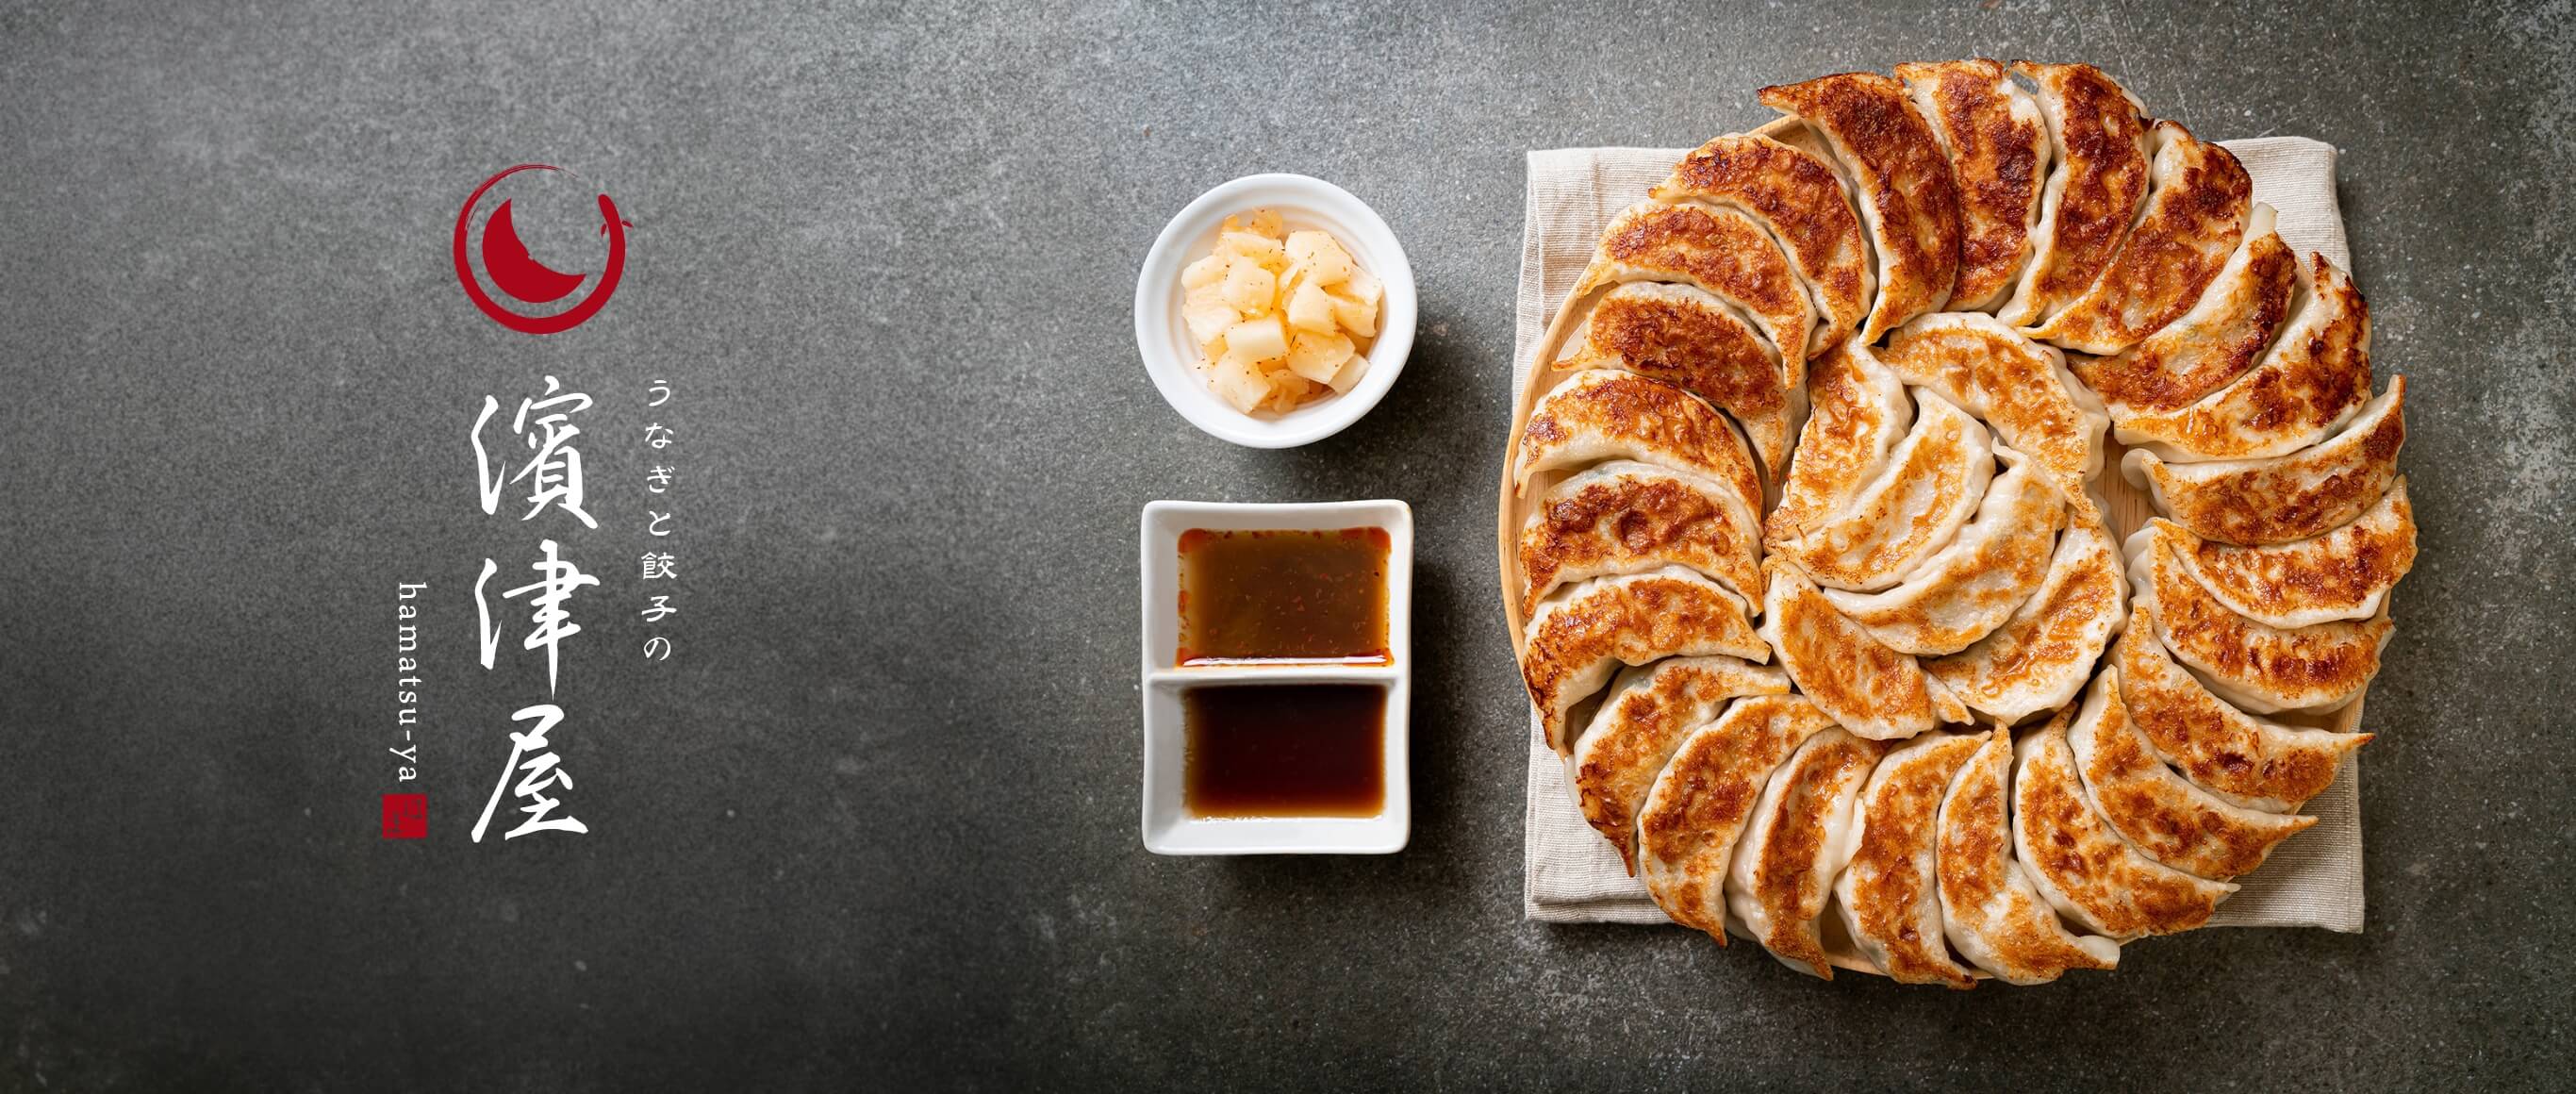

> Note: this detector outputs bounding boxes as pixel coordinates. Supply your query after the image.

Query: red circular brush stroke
[452,163,627,335]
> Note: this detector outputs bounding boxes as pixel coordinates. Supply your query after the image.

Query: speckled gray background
[2,1,2570,1090]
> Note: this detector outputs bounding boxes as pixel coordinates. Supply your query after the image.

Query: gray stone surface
[1,0,2570,1089]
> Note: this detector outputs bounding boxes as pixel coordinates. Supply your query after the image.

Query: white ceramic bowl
[1137,500,1412,854]
[1133,174,1416,449]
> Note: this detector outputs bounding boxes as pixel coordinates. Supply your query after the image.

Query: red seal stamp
[381,792,428,839]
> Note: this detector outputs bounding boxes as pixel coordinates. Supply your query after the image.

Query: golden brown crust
[1839,732,1984,987]
[1518,463,1764,620]
[2069,672,2316,881]
[1768,392,1992,590]
[1936,732,2014,910]
[1514,370,1767,510]
[1636,695,1837,937]
[1924,512,2124,724]
[2111,617,2370,811]
[1761,562,1966,739]
[1877,312,2103,488]
[2120,254,2374,460]
[1759,72,1962,339]
[1580,202,1815,366]
[1570,657,1789,872]
[1768,340,1908,540]
[2137,376,2406,546]
[1937,727,2121,983]
[1655,134,1872,358]
[2075,226,2296,414]
[1522,569,1768,754]
[2032,122,2253,354]
[2013,713,2235,938]
[1895,59,2048,311]
[2138,522,2391,713]
[2180,477,2415,628]
[1742,729,1889,978]
[1577,286,1786,418]
[1566,283,1793,481]
[1823,450,2065,656]
[2006,62,2152,324]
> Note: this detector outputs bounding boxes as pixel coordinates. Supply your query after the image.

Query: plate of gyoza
[1497,61,2414,986]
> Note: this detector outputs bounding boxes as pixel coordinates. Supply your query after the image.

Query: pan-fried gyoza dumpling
[1514,369,1766,511]
[2130,520,2392,715]
[1823,446,2067,655]
[1876,311,2108,488]
[1996,62,2154,330]
[1654,133,1874,361]
[2118,252,2374,462]
[1727,726,1889,979]
[1761,561,1969,739]
[2029,121,2253,355]
[1568,656,1790,872]
[1759,72,1962,340]
[1636,694,1838,938]
[2067,671,2316,880]
[2012,710,2237,938]
[1575,201,1815,367]
[1521,567,1770,755]
[2126,376,2407,547]
[1832,731,1985,988]
[1925,506,2125,724]
[1768,389,1995,592]
[1937,726,2122,984]
[2112,617,2370,813]
[2168,477,2416,628]
[2072,204,2297,421]
[1518,459,1765,619]
[1769,340,1912,542]
[1895,58,2051,313]
[1558,283,1796,482]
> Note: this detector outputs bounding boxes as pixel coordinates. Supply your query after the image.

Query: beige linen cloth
[1515,138,2365,933]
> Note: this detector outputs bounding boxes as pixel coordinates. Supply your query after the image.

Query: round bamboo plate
[1494,125,2370,972]
[1490,121,2371,790]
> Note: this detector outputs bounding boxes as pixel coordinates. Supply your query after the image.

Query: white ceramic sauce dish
[1138,500,1412,854]
[1133,174,1416,449]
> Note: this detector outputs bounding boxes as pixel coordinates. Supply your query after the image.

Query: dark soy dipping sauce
[1183,684,1385,819]
[1176,527,1390,666]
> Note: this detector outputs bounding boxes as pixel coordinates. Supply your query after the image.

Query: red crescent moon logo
[453,164,629,335]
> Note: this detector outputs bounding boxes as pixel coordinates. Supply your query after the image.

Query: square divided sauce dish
[1138,500,1412,854]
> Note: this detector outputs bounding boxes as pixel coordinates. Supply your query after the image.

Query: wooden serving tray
[1494,125,2370,972]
